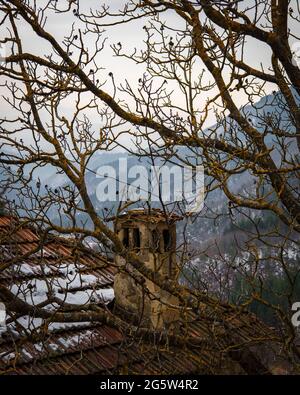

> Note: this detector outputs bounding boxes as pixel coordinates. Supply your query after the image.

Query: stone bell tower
[111,208,182,329]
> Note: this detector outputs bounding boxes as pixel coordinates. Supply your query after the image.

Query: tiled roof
[0,216,291,375]
[0,321,229,375]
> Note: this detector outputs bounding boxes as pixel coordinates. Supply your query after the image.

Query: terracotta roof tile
[0,216,288,375]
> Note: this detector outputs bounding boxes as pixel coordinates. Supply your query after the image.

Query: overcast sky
[1,0,297,152]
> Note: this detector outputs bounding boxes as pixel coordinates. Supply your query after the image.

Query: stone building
[0,210,293,374]
[112,208,181,329]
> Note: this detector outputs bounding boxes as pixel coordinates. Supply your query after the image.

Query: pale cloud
[0,1,290,151]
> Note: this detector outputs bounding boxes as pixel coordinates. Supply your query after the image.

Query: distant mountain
[1,89,299,243]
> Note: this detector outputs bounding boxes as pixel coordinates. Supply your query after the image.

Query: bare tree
[0,0,299,373]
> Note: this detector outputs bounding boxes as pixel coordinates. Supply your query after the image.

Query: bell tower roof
[106,208,182,224]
